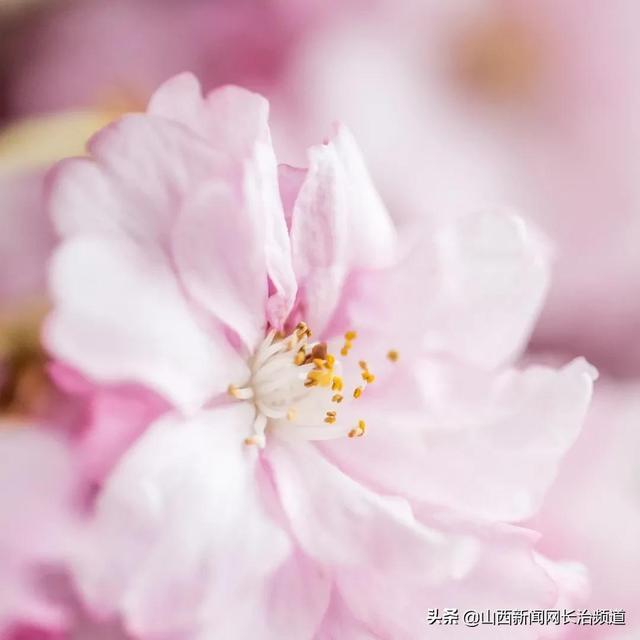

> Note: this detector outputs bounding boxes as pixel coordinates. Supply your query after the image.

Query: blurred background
[1,1,639,638]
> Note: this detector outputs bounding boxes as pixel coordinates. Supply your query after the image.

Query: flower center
[228,323,373,447]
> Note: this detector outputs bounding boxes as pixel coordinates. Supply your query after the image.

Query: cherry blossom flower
[45,73,595,639]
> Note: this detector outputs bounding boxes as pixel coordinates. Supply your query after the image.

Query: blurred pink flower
[0,171,53,306]
[0,427,78,636]
[273,0,640,375]
[0,111,122,308]
[4,0,304,119]
[45,74,595,638]
[0,112,128,437]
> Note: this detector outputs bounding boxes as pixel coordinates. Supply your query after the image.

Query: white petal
[47,236,248,414]
[73,406,290,638]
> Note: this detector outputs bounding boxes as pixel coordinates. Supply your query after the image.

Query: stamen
[229,323,372,445]
[245,414,267,448]
[228,384,253,400]
[324,410,337,424]
[387,349,399,362]
[340,330,357,357]
[306,352,335,387]
[311,343,328,360]
[348,420,367,438]
[295,322,312,339]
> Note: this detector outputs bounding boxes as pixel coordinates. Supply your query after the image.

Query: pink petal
[320,358,595,522]
[46,236,247,413]
[337,524,558,640]
[172,181,269,350]
[277,164,306,229]
[149,74,297,326]
[75,385,168,485]
[423,210,551,368]
[328,124,397,269]
[287,125,397,334]
[72,406,290,638]
[148,73,268,163]
[532,378,640,637]
[413,357,596,521]
[341,211,549,371]
[289,142,349,333]
[204,550,331,640]
[267,441,472,580]
[48,113,225,250]
[534,553,589,613]
[314,591,380,640]
[247,140,297,329]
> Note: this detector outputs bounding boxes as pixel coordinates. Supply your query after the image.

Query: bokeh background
[1,1,639,638]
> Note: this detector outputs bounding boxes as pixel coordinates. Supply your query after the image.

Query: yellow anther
[286,408,297,421]
[340,346,350,356]
[311,342,327,360]
[304,378,318,388]
[387,349,399,362]
[361,371,376,384]
[353,386,363,399]
[332,377,344,392]
[295,322,312,339]
[345,330,357,341]
[312,358,326,369]
[244,436,258,446]
[307,367,333,387]
[326,354,335,367]
[228,384,239,397]
[324,409,337,424]
[348,420,367,438]
[358,360,368,370]
[331,393,343,403]
[294,349,306,366]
